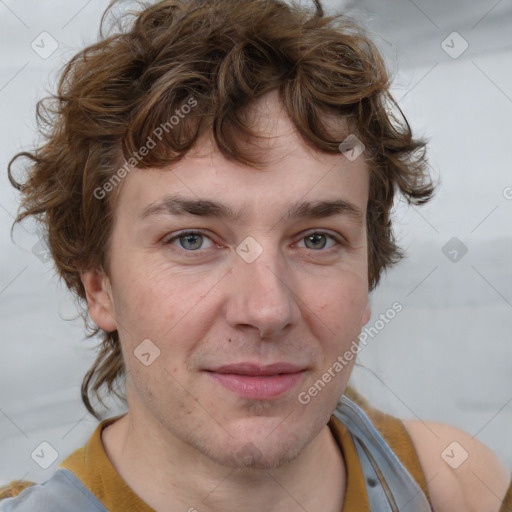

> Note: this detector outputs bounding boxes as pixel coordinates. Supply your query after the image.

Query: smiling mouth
[204,363,306,400]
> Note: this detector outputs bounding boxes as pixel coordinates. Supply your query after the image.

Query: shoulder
[0,481,34,501]
[0,478,52,511]
[0,469,107,511]
[403,419,511,512]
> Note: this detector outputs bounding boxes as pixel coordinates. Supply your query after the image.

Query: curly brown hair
[8,0,434,419]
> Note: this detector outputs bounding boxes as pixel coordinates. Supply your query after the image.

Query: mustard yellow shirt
[2,402,511,510]
[59,408,432,512]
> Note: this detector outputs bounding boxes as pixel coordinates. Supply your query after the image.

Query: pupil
[182,234,201,250]
[306,234,325,249]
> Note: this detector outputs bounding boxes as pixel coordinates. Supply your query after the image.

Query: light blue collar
[333,395,432,511]
[2,396,432,511]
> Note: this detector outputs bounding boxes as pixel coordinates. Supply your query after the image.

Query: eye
[163,229,343,255]
[163,230,214,251]
[296,232,340,251]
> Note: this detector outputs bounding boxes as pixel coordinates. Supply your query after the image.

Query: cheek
[312,276,368,369]
[109,256,221,362]
[314,272,369,327]
[109,263,180,348]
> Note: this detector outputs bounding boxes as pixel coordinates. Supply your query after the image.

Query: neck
[102,411,346,512]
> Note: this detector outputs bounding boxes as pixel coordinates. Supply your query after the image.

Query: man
[1,0,511,510]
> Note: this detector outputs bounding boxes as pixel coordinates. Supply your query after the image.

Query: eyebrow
[139,194,364,225]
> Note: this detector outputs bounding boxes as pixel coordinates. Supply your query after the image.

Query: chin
[201,424,309,471]
[220,439,304,470]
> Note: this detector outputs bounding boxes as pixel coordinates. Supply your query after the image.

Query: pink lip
[205,363,306,400]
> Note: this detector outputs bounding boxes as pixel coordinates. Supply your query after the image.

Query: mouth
[204,363,306,400]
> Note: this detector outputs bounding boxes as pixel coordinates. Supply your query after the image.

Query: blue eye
[164,231,214,251]
[299,232,336,250]
[163,230,342,255]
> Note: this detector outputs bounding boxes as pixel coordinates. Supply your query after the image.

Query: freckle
[228,338,232,343]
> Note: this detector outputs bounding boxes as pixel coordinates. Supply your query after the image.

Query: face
[84,90,371,470]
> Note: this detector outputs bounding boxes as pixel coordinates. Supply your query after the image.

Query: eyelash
[162,229,345,256]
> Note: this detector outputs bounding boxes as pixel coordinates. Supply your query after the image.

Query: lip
[205,363,306,400]
[209,362,304,376]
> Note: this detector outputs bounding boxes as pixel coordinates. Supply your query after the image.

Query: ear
[81,269,118,332]
[360,294,371,327]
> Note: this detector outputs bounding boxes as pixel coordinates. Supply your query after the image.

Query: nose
[224,243,301,339]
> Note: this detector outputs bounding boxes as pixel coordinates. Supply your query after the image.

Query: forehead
[114,91,369,222]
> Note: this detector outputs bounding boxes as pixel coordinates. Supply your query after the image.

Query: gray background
[0,0,511,485]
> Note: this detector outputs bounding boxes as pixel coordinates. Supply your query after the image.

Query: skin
[82,90,510,511]
[83,90,371,512]
[404,420,511,512]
